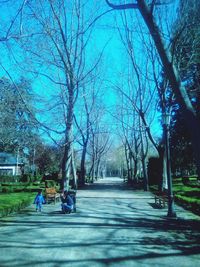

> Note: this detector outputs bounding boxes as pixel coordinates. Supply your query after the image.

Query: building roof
[0,152,24,166]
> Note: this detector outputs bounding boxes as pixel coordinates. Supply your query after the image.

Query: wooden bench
[155,192,168,208]
[45,187,60,204]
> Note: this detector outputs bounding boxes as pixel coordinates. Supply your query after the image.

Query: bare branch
[105,0,138,10]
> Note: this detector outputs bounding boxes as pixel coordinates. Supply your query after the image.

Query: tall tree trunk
[61,90,74,191]
[96,158,101,179]
[91,158,96,183]
[71,148,77,190]
[88,156,95,183]
[61,141,72,191]
[130,155,134,181]
[124,144,131,182]
[80,144,87,186]
[133,158,138,182]
[140,125,148,191]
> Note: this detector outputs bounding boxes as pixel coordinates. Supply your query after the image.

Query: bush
[45,180,56,188]
[147,157,163,186]
[24,187,42,193]
[34,174,42,182]
[2,186,14,193]
[33,181,41,186]
[0,175,21,183]
[20,174,37,183]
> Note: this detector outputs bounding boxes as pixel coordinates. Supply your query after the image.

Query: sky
[0,0,179,145]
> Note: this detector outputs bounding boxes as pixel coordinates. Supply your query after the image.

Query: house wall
[0,166,22,176]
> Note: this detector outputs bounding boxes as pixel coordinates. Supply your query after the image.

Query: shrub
[2,186,14,193]
[33,181,41,186]
[45,180,56,188]
[0,175,21,183]
[24,187,42,193]
[20,174,36,183]
[34,174,42,182]
[147,157,163,186]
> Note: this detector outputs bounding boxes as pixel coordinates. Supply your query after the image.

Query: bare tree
[12,0,106,190]
[87,109,111,182]
[74,81,102,186]
[105,0,200,179]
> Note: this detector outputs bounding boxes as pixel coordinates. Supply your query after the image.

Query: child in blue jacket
[34,189,45,212]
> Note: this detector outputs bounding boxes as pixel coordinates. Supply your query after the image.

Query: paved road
[0,177,200,267]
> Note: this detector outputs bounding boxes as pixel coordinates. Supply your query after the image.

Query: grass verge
[0,192,35,218]
[150,177,200,216]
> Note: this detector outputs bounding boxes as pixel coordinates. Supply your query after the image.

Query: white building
[0,152,24,176]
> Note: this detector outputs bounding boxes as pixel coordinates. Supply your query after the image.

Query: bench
[154,192,168,208]
[45,187,60,204]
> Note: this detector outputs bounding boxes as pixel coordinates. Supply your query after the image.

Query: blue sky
[0,0,179,145]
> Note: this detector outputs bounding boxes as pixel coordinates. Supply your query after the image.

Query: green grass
[173,178,200,215]
[0,192,35,217]
[150,177,200,215]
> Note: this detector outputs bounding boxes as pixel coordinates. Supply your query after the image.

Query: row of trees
[0,0,112,189]
[0,0,199,191]
[105,0,199,189]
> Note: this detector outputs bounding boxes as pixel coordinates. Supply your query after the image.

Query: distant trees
[170,111,195,176]
[2,0,199,186]
[88,125,110,182]
[172,0,200,114]
[74,78,106,185]
[105,0,200,179]
[169,0,200,175]
[111,10,162,190]
[0,77,37,154]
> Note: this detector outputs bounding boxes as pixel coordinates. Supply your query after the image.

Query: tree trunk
[124,144,131,182]
[133,158,138,181]
[91,158,95,183]
[61,90,74,191]
[129,155,134,181]
[61,142,72,191]
[80,144,87,186]
[96,158,101,179]
[71,148,77,190]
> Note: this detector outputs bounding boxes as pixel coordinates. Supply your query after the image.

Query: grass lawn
[173,178,200,215]
[150,177,200,216]
[0,192,35,217]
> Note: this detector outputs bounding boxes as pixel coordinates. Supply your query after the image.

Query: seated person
[61,190,74,214]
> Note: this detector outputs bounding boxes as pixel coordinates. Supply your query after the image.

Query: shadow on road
[0,177,200,267]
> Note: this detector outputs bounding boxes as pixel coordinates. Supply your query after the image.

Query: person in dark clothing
[61,190,74,214]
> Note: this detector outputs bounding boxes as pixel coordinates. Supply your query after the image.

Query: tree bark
[80,145,87,186]
[61,90,74,191]
[71,148,77,190]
